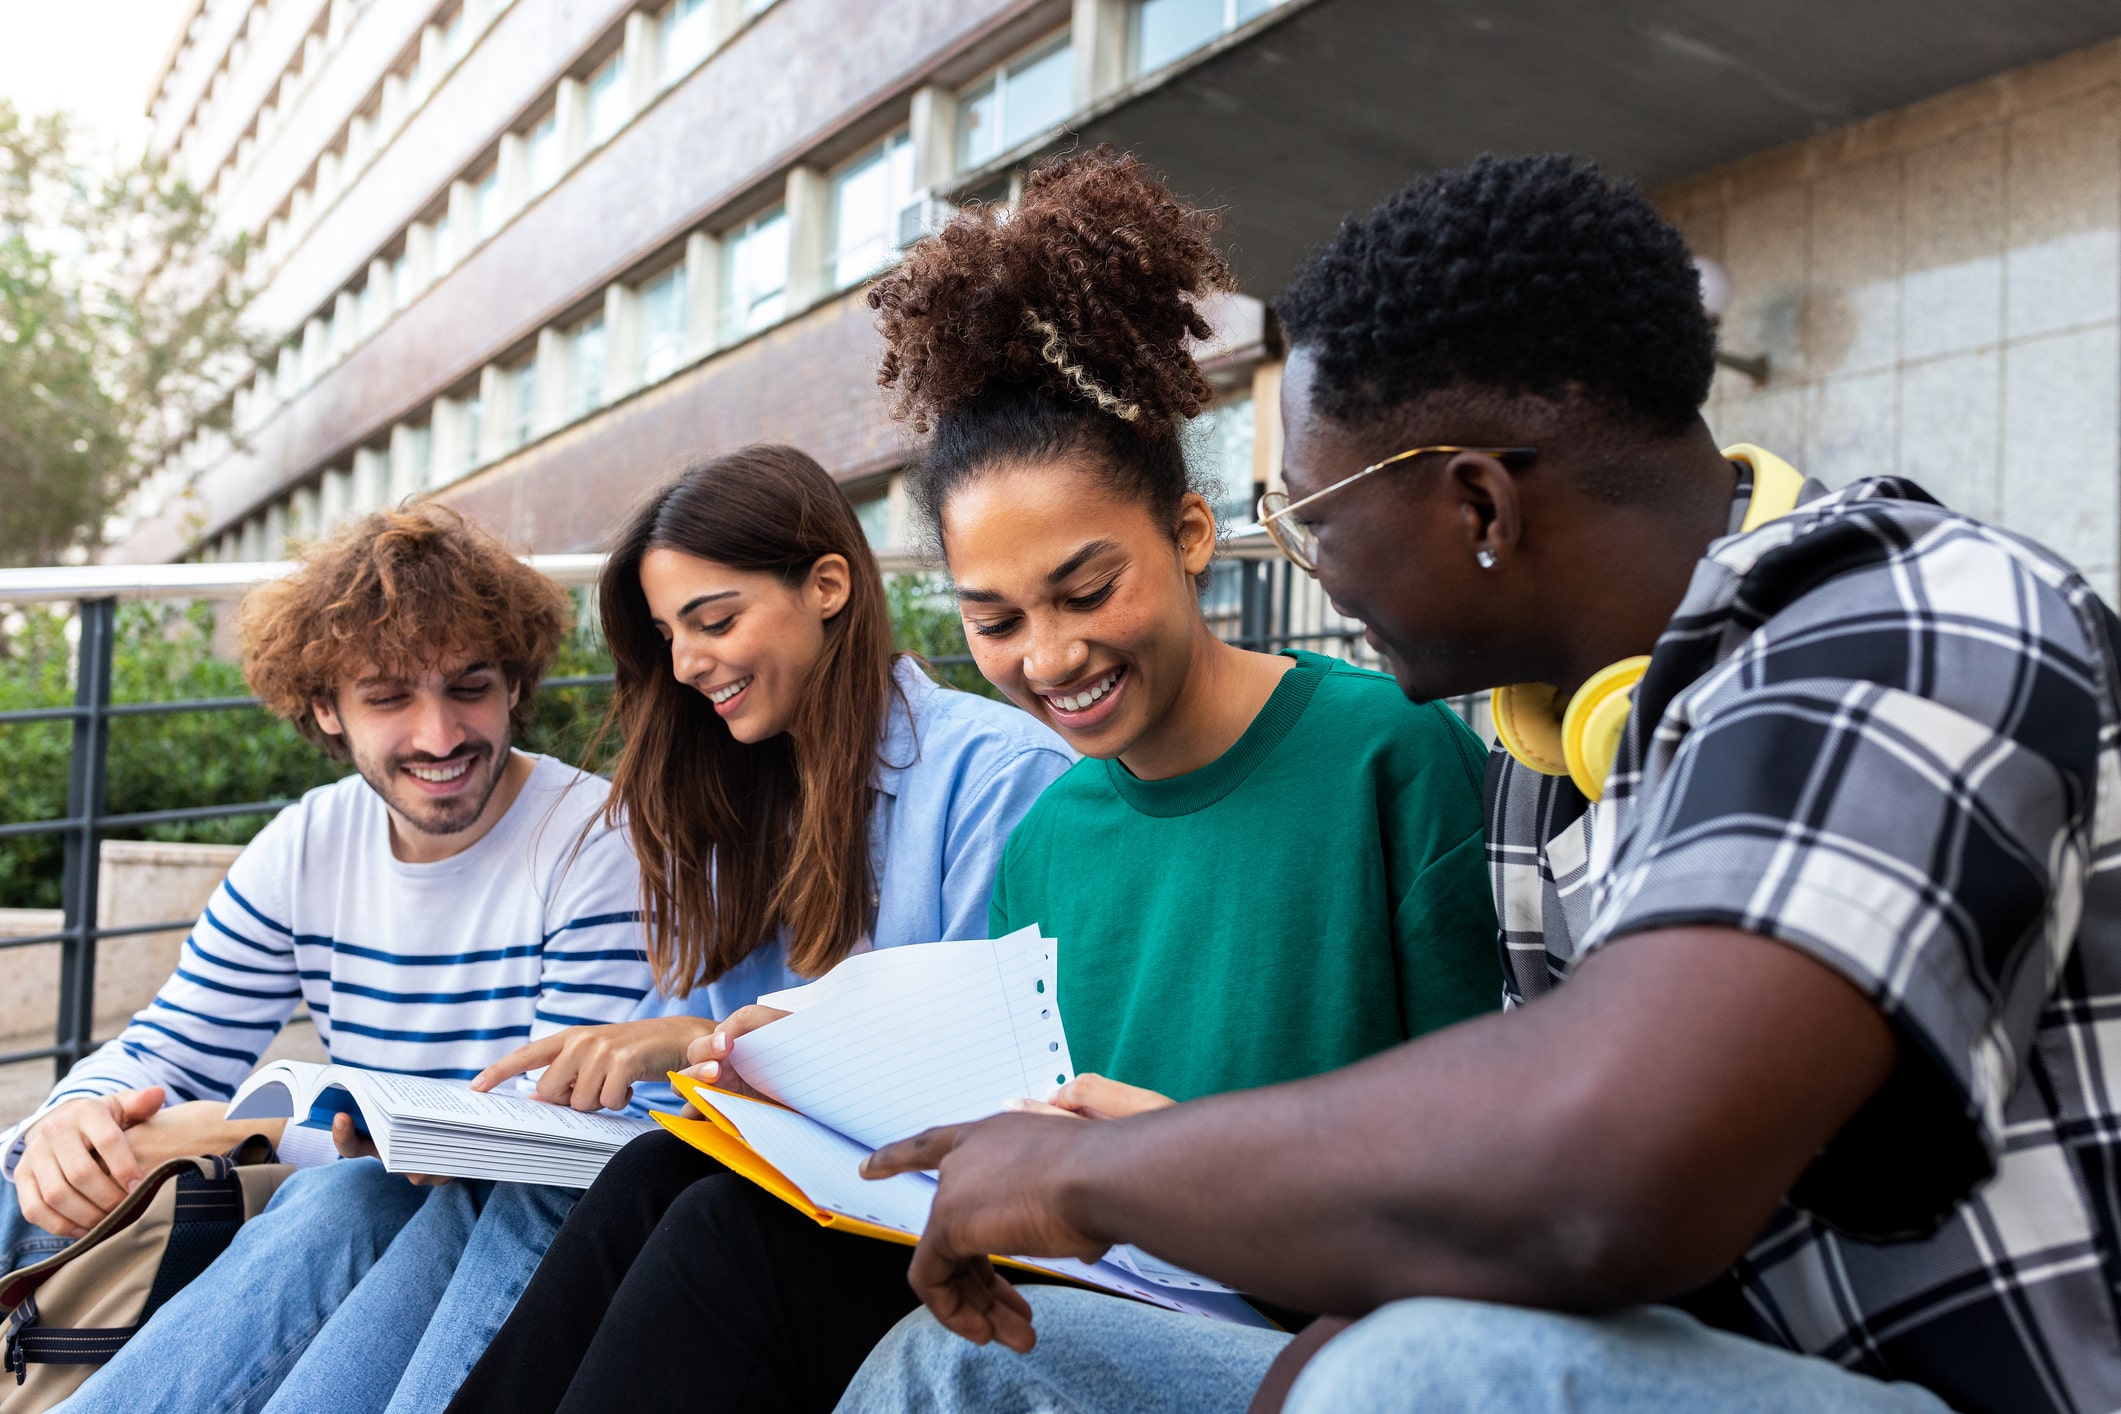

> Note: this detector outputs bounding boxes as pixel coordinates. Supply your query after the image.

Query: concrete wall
[0,842,245,1044]
[1660,37,2121,603]
[0,841,330,1131]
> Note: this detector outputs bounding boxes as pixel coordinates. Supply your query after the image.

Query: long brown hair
[599,445,897,994]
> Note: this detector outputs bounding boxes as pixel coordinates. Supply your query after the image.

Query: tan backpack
[0,1138,290,1413]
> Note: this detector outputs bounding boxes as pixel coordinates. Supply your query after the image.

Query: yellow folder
[653,1070,917,1250]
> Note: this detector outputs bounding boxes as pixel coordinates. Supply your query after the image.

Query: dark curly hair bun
[870,146,1235,438]
[1278,153,1716,434]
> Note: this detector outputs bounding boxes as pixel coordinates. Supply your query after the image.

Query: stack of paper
[228,1062,653,1187]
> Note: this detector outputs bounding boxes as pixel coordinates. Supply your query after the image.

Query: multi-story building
[112,0,2121,606]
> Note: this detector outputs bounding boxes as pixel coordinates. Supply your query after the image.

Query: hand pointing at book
[471,1015,720,1112]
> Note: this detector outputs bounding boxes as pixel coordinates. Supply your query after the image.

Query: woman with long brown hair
[373,443,1071,1413]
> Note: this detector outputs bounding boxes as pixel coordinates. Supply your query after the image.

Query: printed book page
[732,930,1075,1150]
[345,1071,651,1145]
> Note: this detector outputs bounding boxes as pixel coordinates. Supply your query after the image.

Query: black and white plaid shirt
[1486,460,2121,1413]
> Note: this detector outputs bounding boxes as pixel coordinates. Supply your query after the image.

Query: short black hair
[1276,153,1715,435]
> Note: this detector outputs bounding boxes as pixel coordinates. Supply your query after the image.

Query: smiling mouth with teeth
[707,675,753,706]
[1048,667,1123,713]
[405,759,471,784]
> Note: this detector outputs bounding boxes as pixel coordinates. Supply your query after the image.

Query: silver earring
[1475,549,1498,569]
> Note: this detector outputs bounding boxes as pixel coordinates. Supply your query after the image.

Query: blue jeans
[273,1180,575,1414]
[62,1159,576,1414]
[0,1173,74,1276]
[63,1159,435,1414]
[837,1287,1958,1413]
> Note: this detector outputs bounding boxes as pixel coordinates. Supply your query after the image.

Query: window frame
[956,32,1073,172]
[563,314,609,421]
[720,206,790,343]
[1129,0,1282,78]
[637,261,690,384]
[826,129,915,291]
[658,0,715,85]
[585,51,629,148]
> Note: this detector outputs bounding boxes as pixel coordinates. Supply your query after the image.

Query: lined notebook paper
[737,927,1075,1150]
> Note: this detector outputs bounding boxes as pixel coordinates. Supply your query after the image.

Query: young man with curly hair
[841,153,2121,1414]
[0,503,651,1407]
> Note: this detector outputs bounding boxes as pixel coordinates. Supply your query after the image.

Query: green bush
[0,579,995,909]
[887,572,998,700]
[0,603,346,909]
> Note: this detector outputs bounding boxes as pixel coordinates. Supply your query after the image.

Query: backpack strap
[3,1163,252,1383]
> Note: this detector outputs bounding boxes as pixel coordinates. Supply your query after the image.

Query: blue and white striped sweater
[2,754,652,1176]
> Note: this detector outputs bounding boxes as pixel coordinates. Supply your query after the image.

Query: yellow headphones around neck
[1490,446,1807,801]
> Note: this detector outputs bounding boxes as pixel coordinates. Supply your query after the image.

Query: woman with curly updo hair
[861,146,1499,1122]
[448,150,1499,1414]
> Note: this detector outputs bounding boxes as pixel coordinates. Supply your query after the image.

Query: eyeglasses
[1255,445,1538,575]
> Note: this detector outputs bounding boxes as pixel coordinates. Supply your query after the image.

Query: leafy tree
[0,101,266,567]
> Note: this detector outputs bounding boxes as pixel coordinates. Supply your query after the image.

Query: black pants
[447,1130,920,1414]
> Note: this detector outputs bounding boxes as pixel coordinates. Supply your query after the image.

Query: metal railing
[0,537,1363,1081]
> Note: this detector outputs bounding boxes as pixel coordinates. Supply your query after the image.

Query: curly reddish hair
[238,502,570,759]
[869,146,1234,439]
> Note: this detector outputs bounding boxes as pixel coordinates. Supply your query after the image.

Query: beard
[349,736,510,839]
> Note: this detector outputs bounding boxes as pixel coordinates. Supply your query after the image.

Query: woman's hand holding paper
[675,1004,790,1106]
[471,1015,717,1112]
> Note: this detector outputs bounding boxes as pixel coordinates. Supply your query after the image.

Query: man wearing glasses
[838,153,2121,1414]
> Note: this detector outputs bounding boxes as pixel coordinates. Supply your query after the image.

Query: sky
[0,0,191,159]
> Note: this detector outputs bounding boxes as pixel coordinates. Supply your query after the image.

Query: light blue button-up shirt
[627,657,1072,1111]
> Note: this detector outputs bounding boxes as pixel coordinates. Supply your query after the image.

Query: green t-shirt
[990,650,1499,1102]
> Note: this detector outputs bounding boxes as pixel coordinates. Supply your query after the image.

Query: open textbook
[661,928,1268,1327]
[226,1060,654,1188]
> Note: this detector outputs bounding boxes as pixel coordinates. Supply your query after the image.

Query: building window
[660,0,714,84]
[441,3,471,63]
[459,396,483,472]
[358,277,386,337]
[721,207,788,342]
[400,421,433,494]
[564,315,607,420]
[1131,0,1281,77]
[585,52,629,148]
[828,131,916,290]
[958,37,1072,170]
[1196,391,1257,619]
[507,357,539,448]
[525,109,562,195]
[390,250,413,310]
[639,263,688,382]
[854,493,891,548]
[473,166,503,240]
[432,209,456,275]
